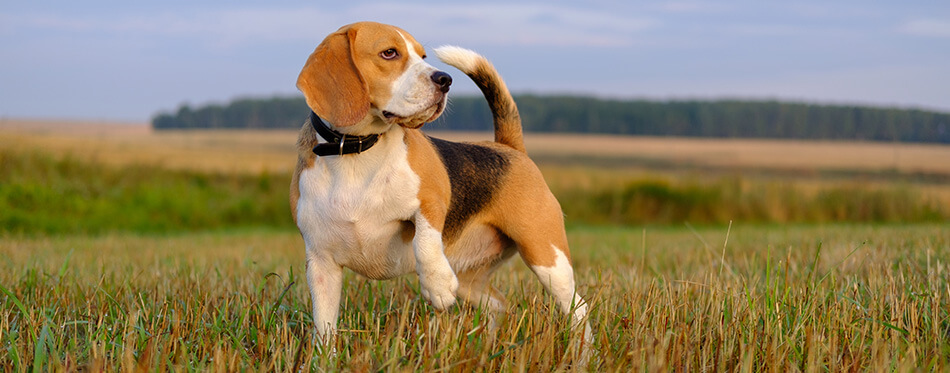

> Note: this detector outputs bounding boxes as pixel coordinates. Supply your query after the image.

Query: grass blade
[0,283,29,317]
[31,320,51,373]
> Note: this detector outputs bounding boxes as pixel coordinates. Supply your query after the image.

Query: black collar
[309,112,380,156]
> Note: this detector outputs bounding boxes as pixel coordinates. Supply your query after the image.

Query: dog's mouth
[424,99,446,122]
[386,96,447,130]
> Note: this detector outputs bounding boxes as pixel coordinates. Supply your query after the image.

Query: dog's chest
[295,139,421,277]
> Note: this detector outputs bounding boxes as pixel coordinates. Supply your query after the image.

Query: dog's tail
[435,46,526,153]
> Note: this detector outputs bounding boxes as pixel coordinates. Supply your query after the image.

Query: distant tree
[151,95,950,144]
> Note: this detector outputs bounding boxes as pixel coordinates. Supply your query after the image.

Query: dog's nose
[431,71,452,93]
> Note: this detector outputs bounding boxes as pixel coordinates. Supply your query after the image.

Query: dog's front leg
[305,250,343,345]
[412,214,458,310]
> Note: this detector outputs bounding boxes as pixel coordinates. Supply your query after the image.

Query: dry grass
[2,225,948,371]
[522,133,950,175]
[4,119,950,176]
[0,119,295,175]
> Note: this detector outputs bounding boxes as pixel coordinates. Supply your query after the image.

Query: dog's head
[297,21,451,132]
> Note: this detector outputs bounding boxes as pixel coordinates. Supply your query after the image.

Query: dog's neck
[310,112,389,156]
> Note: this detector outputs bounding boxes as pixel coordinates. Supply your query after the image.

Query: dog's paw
[419,266,459,310]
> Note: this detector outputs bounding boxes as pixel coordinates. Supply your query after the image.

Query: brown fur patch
[290,120,318,224]
[297,26,369,127]
[484,150,569,267]
[403,129,451,231]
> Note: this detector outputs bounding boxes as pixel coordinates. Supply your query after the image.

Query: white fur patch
[385,31,442,119]
[434,45,483,74]
[528,245,593,363]
[305,252,342,342]
[528,246,589,322]
[295,128,421,280]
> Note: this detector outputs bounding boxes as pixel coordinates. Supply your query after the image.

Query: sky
[2,1,949,122]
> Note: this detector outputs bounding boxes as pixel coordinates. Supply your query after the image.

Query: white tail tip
[434,45,483,73]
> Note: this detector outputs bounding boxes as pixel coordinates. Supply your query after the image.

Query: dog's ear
[297,27,369,127]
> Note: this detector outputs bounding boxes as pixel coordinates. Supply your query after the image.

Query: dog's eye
[380,48,399,60]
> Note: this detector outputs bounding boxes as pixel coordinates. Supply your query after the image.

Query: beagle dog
[290,21,591,356]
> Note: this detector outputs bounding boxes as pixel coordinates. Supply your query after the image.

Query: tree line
[152,95,950,143]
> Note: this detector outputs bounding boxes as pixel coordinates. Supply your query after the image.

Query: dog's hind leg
[520,241,593,366]
[499,190,589,329]
[457,269,506,312]
[520,241,589,328]
[456,266,508,330]
[500,191,593,364]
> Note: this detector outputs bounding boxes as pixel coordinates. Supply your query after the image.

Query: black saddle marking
[429,137,511,240]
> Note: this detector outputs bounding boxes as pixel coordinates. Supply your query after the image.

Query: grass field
[1,119,949,370]
[2,225,948,371]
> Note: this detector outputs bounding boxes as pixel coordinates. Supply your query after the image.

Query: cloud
[3,3,658,48]
[1,9,336,47]
[378,3,657,47]
[654,1,729,14]
[898,19,950,38]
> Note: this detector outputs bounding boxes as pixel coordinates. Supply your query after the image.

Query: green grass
[559,176,946,226]
[0,150,291,235]
[2,224,948,371]
[1,150,946,237]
